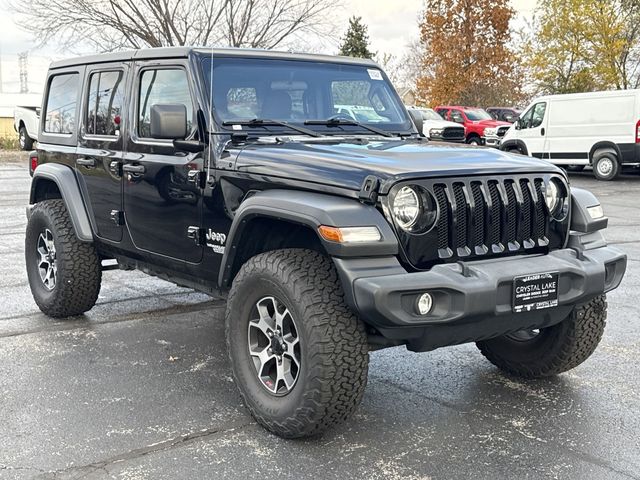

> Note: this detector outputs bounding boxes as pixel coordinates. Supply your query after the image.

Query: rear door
[123,60,204,263]
[76,63,128,242]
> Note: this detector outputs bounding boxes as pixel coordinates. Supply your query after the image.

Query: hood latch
[359,175,380,205]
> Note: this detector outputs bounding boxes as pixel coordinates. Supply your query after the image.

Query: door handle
[76,158,96,167]
[541,128,545,136]
[122,164,146,174]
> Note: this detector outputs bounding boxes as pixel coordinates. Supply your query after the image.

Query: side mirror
[514,118,522,130]
[150,104,187,140]
[408,109,425,136]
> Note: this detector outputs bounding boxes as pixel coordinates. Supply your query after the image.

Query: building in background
[0,52,49,139]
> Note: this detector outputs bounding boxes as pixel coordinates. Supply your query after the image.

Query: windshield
[201,56,412,135]
[420,108,444,121]
[464,108,493,121]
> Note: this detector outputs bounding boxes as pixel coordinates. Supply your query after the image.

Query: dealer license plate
[513,272,559,313]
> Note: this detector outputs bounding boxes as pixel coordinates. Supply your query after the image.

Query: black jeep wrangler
[26,47,626,438]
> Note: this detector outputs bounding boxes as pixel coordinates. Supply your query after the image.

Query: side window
[519,107,534,129]
[531,102,547,128]
[86,70,125,136]
[450,110,464,123]
[138,68,193,138]
[44,73,79,134]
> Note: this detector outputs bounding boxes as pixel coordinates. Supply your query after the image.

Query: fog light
[416,293,433,315]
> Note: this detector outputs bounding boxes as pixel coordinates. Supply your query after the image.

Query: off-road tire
[19,126,34,151]
[476,295,607,378]
[25,199,101,317]
[593,150,620,181]
[225,249,369,438]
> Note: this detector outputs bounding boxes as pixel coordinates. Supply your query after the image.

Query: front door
[517,101,548,158]
[123,61,203,263]
[76,64,128,242]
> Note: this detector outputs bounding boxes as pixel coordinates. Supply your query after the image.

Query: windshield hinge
[359,175,380,205]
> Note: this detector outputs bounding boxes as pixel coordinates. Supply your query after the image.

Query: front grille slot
[411,175,556,265]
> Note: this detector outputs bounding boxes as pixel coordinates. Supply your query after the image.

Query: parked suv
[435,105,511,147]
[26,48,626,439]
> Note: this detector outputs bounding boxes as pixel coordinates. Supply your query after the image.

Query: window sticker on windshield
[367,69,383,80]
[231,124,242,130]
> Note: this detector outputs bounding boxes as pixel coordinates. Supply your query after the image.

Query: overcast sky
[0,0,538,94]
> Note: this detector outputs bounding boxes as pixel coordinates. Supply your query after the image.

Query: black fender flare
[500,139,528,155]
[570,187,608,233]
[218,189,398,287]
[589,142,621,164]
[29,163,94,242]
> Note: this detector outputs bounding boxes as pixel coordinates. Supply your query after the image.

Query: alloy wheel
[247,296,301,395]
[37,229,57,290]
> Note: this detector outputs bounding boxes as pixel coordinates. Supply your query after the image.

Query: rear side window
[138,68,193,138]
[86,71,125,136]
[44,73,79,134]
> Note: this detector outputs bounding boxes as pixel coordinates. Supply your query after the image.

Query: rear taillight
[636,120,640,143]
[29,152,38,176]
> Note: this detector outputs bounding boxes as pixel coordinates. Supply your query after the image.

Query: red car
[435,106,511,146]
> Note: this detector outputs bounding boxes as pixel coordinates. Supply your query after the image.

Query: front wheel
[467,136,482,146]
[225,249,369,438]
[476,296,607,378]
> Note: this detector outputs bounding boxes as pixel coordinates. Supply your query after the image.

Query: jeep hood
[234,139,561,194]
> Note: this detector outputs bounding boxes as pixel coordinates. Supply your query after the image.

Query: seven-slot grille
[430,176,551,260]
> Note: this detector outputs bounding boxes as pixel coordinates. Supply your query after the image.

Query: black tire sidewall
[25,208,63,310]
[227,271,313,422]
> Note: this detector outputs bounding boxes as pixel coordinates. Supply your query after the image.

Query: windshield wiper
[304,116,394,138]
[222,118,320,137]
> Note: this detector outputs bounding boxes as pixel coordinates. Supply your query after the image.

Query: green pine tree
[339,16,374,59]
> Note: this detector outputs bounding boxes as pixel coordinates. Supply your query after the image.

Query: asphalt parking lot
[0,151,639,480]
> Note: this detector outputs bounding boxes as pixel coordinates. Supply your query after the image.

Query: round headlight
[545,179,560,214]
[393,186,421,230]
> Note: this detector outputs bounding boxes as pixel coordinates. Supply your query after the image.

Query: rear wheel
[225,249,369,438]
[19,126,33,151]
[593,151,620,181]
[25,199,101,317]
[476,296,607,378]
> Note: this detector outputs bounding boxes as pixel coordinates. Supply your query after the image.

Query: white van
[500,89,640,180]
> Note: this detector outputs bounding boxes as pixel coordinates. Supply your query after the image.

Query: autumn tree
[10,0,339,52]
[339,16,374,59]
[415,0,523,107]
[525,0,640,94]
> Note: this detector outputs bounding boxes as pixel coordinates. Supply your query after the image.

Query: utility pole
[19,51,28,94]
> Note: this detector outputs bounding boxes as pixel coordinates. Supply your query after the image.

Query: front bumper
[484,134,502,147]
[334,241,626,351]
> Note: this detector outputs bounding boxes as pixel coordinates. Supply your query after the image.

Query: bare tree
[10,0,338,52]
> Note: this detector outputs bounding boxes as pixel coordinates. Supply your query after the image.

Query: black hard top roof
[49,46,379,70]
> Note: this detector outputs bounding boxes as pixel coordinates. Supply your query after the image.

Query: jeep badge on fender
[25,47,627,439]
